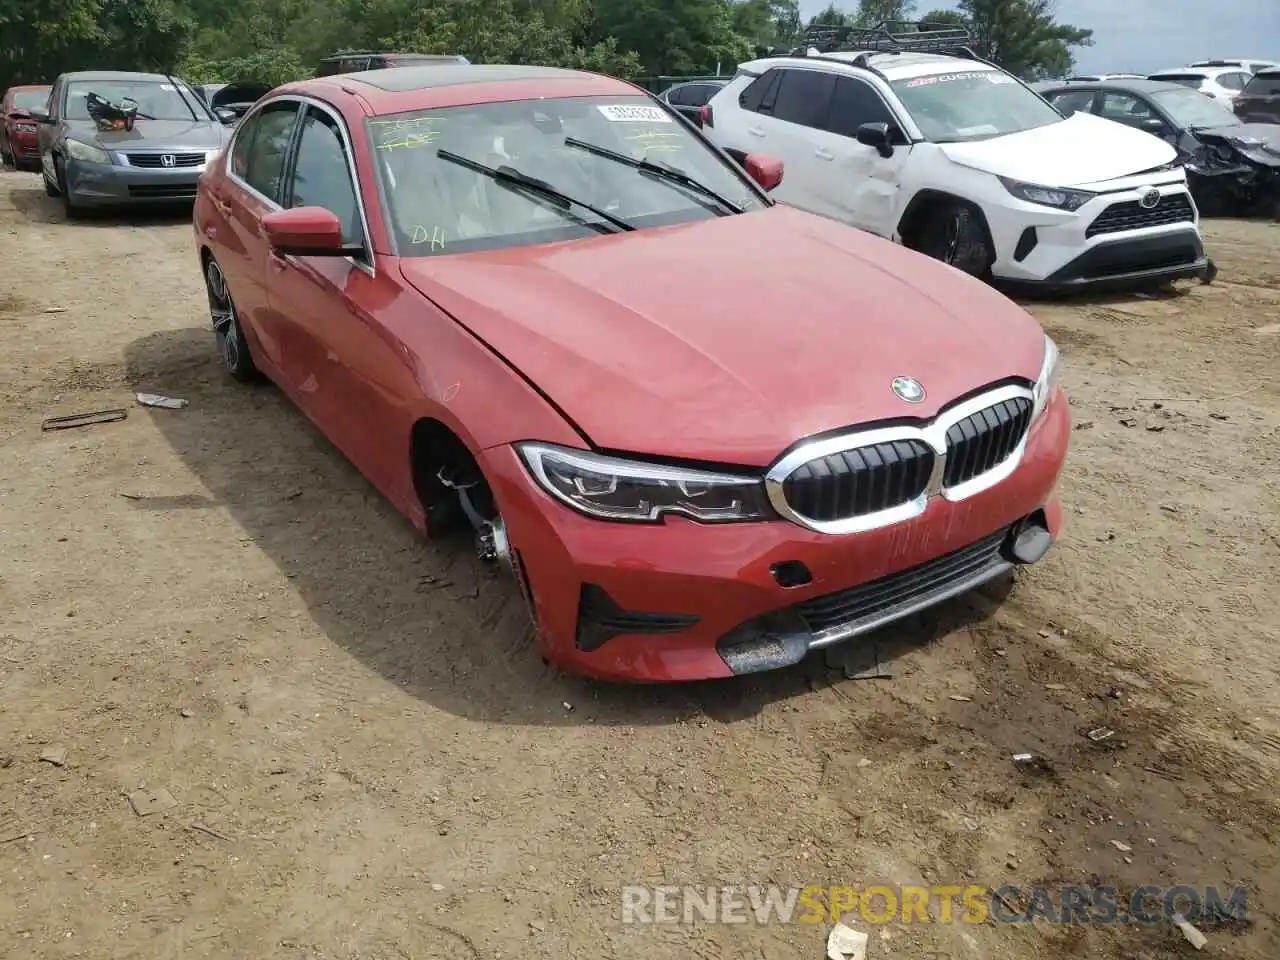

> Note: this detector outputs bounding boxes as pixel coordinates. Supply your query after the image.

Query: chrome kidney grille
[765,384,1036,535]
[782,439,935,523]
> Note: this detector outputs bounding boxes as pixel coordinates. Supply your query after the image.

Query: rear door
[1235,72,1280,121]
[218,98,302,369]
[806,75,912,236]
[746,67,837,213]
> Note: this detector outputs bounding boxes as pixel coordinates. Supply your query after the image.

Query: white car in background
[700,23,1214,294]
[1147,66,1254,106]
[1187,58,1277,75]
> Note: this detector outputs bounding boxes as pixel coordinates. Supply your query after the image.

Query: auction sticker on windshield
[906,72,1009,87]
[597,104,672,123]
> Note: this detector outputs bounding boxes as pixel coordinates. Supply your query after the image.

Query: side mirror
[215,107,237,124]
[262,207,358,257]
[743,153,783,192]
[856,121,895,158]
[1137,116,1166,133]
[30,107,51,124]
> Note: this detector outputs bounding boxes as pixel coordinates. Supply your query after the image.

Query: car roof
[60,70,177,83]
[6,83,51,92]
[743,50,995,79]
[1039,78,1195,96]
[292,63,641,113]
[1149,67,1232,78]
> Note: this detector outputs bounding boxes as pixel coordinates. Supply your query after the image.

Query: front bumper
[987,180,1203,287]
[481,388,1070,682]
[64,157,204,206]
[1003,229,1211,296]
[6,127,40,165]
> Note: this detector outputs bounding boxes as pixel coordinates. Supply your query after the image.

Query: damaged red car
[1,84,51,170]
[193,64,1070,682]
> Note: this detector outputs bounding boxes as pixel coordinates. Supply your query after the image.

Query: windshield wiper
[564,137,744,214]
[435,149,634,234]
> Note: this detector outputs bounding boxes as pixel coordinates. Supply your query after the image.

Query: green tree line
[0,0,1092,94]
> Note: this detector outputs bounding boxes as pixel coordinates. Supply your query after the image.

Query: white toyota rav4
[700,24,1215,294]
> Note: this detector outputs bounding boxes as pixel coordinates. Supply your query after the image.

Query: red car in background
[1,84,51,170]
[192,64,1070,682]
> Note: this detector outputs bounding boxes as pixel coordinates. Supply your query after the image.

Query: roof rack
[795,20,972,57]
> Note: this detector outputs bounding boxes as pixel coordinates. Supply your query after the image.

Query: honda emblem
[161,154,176,167]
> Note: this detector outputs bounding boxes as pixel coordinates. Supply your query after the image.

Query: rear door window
[1045,90,1096,116]
[1217,72,1249,91]
[739,69,781,113]
[767,69,837,128]
[242,101,300,202]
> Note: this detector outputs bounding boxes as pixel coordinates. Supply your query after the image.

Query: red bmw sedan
[193,64,1070,682]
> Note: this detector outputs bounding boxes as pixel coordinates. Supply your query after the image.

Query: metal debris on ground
[41,408,127,431]
[1173,913,1208,950]
[135,393,189,410]
[127,787,177,816]
[826,922,868,960]
[38,745,67,766]
[1087,727,1116,743]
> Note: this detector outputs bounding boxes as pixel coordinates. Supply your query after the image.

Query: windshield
[1151,88,1240,128]
[890,69,1063,142]
[11,90,49,111]
[369,95,766,257]
[65,79,209,121]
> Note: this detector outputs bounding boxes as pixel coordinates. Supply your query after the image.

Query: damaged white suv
[701,23,1215,294]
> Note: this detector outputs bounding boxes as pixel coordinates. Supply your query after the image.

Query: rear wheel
[914,202,992,279]
[205,257,259,382]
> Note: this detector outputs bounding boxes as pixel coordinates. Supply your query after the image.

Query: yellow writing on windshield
[371,116,443,151]
[625,128,682,154]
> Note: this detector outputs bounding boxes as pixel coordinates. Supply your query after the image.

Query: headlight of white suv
[63,139,112,164]
[518,442,773,523]
[1031,334,1062,423]
[999,176,1094,211]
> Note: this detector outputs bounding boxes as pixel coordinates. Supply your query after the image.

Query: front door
[267,104,409,498]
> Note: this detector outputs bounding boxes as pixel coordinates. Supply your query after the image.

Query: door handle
[748,126,765,137]
[814,148,834,160]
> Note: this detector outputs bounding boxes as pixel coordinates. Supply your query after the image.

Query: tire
[914,201,993,279]
[0,138,12,168]
[205,256,260,382]
[43,163,59,196]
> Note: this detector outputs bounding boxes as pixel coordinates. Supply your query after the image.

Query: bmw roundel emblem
[891,376,925,403]
[1139,188,1160,209]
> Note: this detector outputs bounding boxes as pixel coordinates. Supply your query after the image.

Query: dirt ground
[1,166,1277,960]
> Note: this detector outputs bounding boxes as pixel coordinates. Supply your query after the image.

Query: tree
[590,0,751,76]
[855,0,916,26]
[955,0,1091,78]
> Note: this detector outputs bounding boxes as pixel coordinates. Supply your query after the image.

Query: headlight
[64,139,112,164]
[1031,334,1061,423]
[517,442,773,523]
[999,176,1094,211]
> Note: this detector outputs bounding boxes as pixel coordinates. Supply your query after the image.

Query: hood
[399,206,1046,465]
[1193,122,1280,164]
[940,111,1177,187]
[68,117,225,150]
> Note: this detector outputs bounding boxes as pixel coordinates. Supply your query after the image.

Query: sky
[796,0,1280,74]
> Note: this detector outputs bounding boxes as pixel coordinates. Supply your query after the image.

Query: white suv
[701,24,1213,294]
[1148,66,1254,106]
